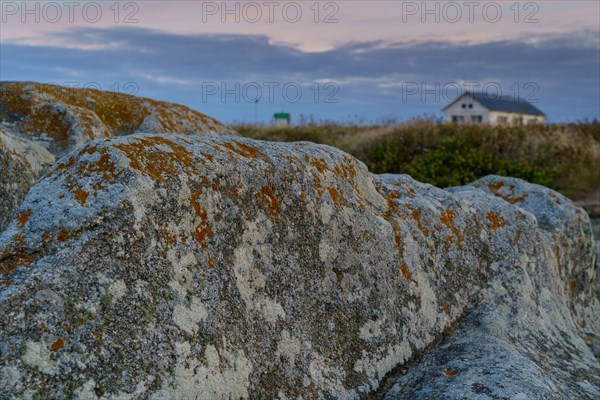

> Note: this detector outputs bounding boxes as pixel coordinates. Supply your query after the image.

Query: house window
[471,115,482,123]
[497,116,508,124]
[452,116,464,123]
[461,104,466,109]
[468,104,473,109]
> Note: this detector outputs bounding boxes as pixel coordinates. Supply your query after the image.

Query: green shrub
[233,121,599,199]
[402,137,555,188]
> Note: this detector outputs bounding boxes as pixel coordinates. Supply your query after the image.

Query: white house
[443,92,545,125]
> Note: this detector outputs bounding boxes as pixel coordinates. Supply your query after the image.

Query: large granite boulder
[0,82,234,232]
[0,82,233,155]
[0,134,598,399]
[384,176,600,399]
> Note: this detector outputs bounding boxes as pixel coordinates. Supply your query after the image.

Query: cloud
[1,27,598,122]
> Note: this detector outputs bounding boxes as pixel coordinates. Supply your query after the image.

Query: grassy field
[233,120,600,203]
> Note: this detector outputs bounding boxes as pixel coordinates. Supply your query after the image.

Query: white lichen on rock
[0,134,598,399]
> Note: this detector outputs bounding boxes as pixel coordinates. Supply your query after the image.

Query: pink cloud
[1,1,598,51]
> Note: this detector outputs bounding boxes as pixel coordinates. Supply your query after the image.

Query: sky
[1,1,599,123]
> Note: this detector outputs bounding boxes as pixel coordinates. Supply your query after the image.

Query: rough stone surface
[0,134,598,399]
[0,81,234,155]
[0,82,234,232]
[384,178,600,400]
[0,127,55,231]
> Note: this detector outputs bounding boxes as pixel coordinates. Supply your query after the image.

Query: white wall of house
[443,98,490,123]
[443,96,545,125]
[275,118,290,127]
[487,111,545,125]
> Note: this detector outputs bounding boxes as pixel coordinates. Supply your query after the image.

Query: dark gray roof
[443,92,545,116]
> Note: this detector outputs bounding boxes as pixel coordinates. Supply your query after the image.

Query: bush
[233,121,599,199]
[403,137,555,188]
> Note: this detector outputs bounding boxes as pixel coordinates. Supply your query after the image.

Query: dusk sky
[1,1,599,123]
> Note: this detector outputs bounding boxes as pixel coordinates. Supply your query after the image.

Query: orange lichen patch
[201,152,214,162]
[383,191,401,219]
[21,105,71,148]
[282,155,308,174]
[439,209,464,248]
[257,185,280,218]
[0,82,31,115]
[486,211,506,230]
[191,189,211,249]
[505,192,527,204]
[16,210,32,229]
[39,322,46,329]
[50,146,121,205]
[155,220,177,247]
[91,331,103,341]
[313,174,323,196]
[50,157,75,177]
[220,140,262,159]
[333,161,357,182]
[485,181,528,204]
[73,188,89,206]
[394,233,403,251]
[50,337,64,351]
[549,193,562,205]
[379,190,406,254]
[34,83,145,134]
[394,182,417,197]
[486,181,504,192]
[207,254,214,269]
[514,229,523,243]
[0,82,147,145]
[82,145,98,156]
[328,187,343,208]
[77,150,120,184]
[57,229,70,242]
[408,207,429,237]
[305,156,330,174]
[92,181,107,192]
[115,136,196,183]
[1,279,13,289]
[400,263,413,282]
[0,234,36,284]
[442,370,459,377]
[440,209,456,228]
[569,279,577,293]
[210,181,238,200]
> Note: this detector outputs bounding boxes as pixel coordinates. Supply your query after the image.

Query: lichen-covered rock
[0,134,598,399]
[0,81,235,233]
[0,127,55,231]
[384,176,600,399]
[0,81,234,155]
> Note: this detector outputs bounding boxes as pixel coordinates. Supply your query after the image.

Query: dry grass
[234,120,600,202]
